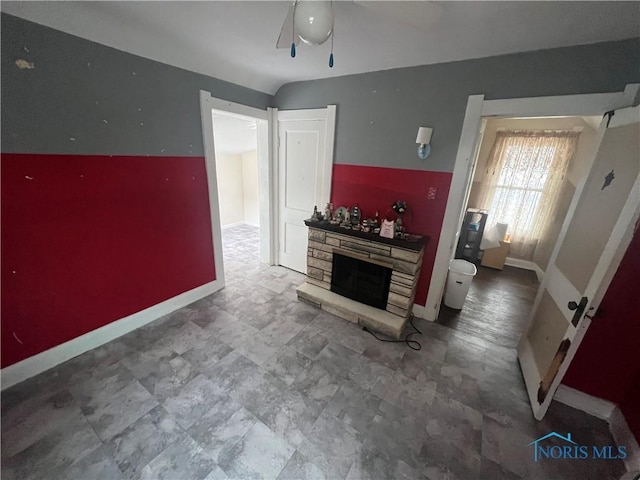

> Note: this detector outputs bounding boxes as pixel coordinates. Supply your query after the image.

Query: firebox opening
[330,252,392,310]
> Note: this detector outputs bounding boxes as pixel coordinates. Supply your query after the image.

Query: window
[479,130,580,258]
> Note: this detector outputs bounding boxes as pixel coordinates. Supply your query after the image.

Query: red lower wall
[331,164,452,306]
[563,225,640,440]
[621,376,640,443]
[1,153,216,368]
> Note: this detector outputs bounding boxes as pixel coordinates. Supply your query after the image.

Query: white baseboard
[610,406,640,472]
[505,257,545,282]
[412,303,436,322]
[555,385,617,420]
[1,280,221,391]
[555,385,640,472]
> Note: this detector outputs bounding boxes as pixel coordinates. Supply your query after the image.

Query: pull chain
[291,1,297,58]
[329,0,334,67]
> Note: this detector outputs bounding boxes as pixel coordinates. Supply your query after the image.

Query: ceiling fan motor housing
[294,1,334,46]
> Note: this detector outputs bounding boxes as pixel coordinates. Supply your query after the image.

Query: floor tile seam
[70,367,143,409]
[215,417,296,479]
[92,394,160,444]
[136,428,211,477]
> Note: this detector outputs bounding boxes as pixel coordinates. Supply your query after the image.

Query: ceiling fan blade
[276,2,299,49]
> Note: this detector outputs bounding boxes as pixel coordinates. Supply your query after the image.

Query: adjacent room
[438,115,600,349]
[1,2,639,479]
[212,112,263,277]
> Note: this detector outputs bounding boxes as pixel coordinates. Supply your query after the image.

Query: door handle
[568,296,588,327]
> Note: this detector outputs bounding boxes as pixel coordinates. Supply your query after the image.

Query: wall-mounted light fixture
[416,127,433,159]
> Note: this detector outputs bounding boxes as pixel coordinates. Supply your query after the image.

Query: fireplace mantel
[296,223,427,339]
[303,220,427,251]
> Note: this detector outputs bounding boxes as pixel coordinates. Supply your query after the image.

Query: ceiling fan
[275,1,444,68]
[276,0,336,67]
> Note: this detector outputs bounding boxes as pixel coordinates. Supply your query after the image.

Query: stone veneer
[296,226,424,338]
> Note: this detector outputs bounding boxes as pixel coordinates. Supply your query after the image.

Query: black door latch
[568,296,588,327]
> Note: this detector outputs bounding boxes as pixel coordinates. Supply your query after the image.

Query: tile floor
[1,225,627,479]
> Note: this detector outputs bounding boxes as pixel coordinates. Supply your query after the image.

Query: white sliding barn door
[277,106,336,273]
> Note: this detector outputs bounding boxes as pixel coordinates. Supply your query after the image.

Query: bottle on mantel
[351,205,361,226]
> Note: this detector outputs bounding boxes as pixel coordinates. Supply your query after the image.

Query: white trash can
[444,259,477,309]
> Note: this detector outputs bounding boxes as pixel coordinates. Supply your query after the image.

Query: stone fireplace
[296,222,426,339]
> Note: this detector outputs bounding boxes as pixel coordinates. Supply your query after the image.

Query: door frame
[200,95,337,284]
[425,84,640,322]
[199,91,276,291]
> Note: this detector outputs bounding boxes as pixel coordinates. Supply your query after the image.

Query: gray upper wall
[274,38,640,173]
[4,11,638,166]
[1,13,273,157]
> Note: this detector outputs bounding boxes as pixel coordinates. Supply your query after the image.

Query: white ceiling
[213,114,257,155]
[2,1,638,95]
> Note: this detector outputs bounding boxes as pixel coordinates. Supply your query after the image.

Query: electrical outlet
[427,187,437,200]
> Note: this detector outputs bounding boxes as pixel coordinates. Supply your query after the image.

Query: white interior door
[518,106,640,420]
[277,106,336,273]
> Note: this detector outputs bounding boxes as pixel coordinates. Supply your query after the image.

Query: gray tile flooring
[1,224,627,479]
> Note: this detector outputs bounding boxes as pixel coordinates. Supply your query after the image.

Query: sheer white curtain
[478,130,580,258]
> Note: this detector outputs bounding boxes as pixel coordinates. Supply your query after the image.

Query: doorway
[212,112,262,278]
[426,85,639,323]
[437,115,600,349]
[428,86,639,420]
[199,92,336,291]
[199,91,273,292]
